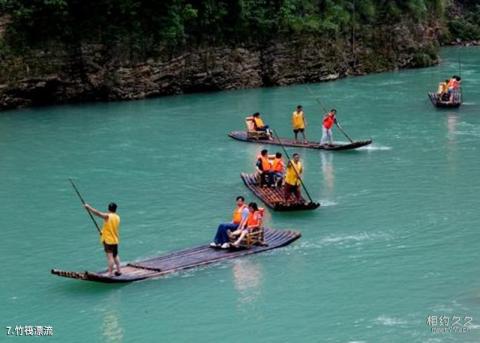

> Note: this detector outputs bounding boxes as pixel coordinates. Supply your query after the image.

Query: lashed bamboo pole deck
[228,131,372,151]
[428,92,462,108]
[51,228,301,283]
[241,173,320,211]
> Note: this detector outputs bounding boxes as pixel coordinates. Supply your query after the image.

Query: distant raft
[228,131,372,151]
[51,228,301,283]
[428,92,462,108]
[241,172,320,211]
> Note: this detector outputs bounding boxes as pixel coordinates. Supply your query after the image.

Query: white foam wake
[294,231,393,250]
[320,200,338,207]
[358,144,392,151]
[374,315,408,326]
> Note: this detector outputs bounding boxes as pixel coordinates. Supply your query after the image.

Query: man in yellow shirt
[283,153,303,203]
[85,202,122,277]
[292,105,307,142]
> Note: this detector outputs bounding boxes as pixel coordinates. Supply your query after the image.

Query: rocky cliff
[0,18,439,110]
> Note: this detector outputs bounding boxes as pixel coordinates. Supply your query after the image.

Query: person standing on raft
[321,109,337,146]
[210,196,249,249]
[292,105,307,143]
[84,202,122,277]
[283,153,303,203]
[447,75,461,103]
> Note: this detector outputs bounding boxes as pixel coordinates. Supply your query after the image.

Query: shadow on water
[271,209,319,221]
[51,279,129,296]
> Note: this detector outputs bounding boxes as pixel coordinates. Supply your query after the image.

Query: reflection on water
[320,152,335,195]
[447,113,458,143]
[446,113,458,173]
[98,292,124,343]
[232,259,263,307]
[245,143,261,170]
[102,311,123,343]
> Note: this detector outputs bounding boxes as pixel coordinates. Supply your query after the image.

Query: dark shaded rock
[0,20,441,111]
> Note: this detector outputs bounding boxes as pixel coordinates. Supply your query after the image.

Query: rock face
[0,20,439,110]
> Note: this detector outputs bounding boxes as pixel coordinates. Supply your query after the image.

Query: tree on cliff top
[0,0,455,54]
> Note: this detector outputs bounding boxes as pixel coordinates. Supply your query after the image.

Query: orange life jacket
[448,79,459,89]
[259,155,271,171]
[323,114,335,129]
[247,209,263,228]
[272,158,284,172]
[232,205,247,224]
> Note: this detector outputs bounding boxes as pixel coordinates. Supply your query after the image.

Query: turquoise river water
[1,47,479,342]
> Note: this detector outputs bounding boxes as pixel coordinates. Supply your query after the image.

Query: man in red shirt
[321,109,337,145]
[447,75,461,103]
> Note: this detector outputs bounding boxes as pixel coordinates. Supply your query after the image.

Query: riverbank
[0,35,439,111]
[448,39,480,46]
[0,8,441,111]
[1,0,476,111]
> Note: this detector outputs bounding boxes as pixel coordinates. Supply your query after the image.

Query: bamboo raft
[428,92,461,108]
[228,131,372,151]
[241,173,320,211]
[51,228,300,283]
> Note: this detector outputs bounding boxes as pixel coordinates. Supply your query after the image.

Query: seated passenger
[439,79,450,101]
[210,196,249,249]
[271,152,285,187]
[231,202,263,248]
[437,80,448,96]
[251,112,272,136]
[256,149,273,187]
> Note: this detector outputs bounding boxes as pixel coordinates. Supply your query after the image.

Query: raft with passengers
[228,107,372,151]
[52,227,300,283]
[53,97,372,284]
[428,75,462,108]
[52,183,301,283]
[241,148,319,211]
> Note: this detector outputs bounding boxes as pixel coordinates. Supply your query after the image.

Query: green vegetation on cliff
[445,0,480,42]
[0,0,475,110]
[0,0,445,52]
